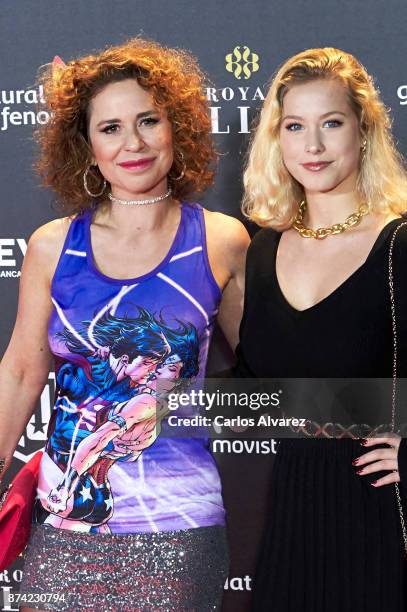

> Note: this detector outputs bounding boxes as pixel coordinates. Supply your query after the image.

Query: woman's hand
[352,434,401,487]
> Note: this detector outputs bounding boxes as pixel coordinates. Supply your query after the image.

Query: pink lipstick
[301,162,332,172]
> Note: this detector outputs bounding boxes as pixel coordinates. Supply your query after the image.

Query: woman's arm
[63,394,156,480]
[0,218,70,482]
[45,398,160,515]
[204,210,251,351]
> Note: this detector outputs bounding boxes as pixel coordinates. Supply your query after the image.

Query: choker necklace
[108,187,172,206]
[293,200,370,240]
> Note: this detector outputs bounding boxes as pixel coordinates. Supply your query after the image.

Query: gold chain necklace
[292,200,370,240]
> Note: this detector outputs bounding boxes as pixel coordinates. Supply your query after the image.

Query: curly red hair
[35,38,216,213]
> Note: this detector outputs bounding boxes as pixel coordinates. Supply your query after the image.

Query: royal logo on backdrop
[225,46,260,80]
[206,45,264,134]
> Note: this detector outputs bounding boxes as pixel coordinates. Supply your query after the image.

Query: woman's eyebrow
[96,110,158,128]
[282,110,347,121]
[320,110,347,118]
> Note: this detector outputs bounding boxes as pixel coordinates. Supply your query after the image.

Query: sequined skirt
[19,524,229,611]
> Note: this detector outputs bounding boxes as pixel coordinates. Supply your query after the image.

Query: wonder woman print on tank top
[33,202,226,534]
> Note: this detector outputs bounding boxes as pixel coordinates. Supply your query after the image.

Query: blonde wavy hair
[242,47,407,229]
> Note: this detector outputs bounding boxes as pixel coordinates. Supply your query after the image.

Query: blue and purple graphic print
[34,202,226,534]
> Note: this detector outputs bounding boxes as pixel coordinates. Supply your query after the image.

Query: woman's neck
[301,190,400,235]
[93,196,180,234]
[302,191,362,228]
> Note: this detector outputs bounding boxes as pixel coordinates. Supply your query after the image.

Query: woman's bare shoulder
[25,216,74,281]
[28,216,72,255]
[203,208,250,257]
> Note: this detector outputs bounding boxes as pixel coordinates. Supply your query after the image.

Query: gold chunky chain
[293,200,370,240]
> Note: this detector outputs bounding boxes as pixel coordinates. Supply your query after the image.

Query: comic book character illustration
[34,308,171,528]
[145,318,200,394]
[45,308,170,470]
[39,315,199,532]
[56,308,170,403]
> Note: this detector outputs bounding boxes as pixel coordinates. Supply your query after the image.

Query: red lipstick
[118,158,155,169]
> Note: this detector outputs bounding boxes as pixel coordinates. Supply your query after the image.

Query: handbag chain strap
[388,221,407,555]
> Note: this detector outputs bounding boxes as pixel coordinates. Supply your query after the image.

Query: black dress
[235,219,407,611]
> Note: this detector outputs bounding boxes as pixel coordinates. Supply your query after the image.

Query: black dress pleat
[252,439,407,611]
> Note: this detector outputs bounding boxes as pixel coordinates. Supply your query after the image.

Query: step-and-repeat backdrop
[1,0,407,610]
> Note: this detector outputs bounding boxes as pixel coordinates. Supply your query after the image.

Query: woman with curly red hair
[0,38,249,611]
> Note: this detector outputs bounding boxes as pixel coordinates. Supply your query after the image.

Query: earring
[83,165,107,198]
[361,140,367,154]
[169,151,186,182]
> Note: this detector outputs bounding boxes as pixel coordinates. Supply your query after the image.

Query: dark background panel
[1,1,407,609]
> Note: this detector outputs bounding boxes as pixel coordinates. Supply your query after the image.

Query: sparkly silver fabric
[19,524,229,611]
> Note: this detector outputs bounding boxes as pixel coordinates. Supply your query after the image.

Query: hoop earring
[361,140,367,155]
[169,151,186,182]
[83,165,107,198]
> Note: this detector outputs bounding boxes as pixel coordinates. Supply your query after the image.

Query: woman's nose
[305,143,325,154]
[305,131,325,154]
[124,129,144,151]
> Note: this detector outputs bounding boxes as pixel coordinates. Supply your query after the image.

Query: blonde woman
[236,48,407,610]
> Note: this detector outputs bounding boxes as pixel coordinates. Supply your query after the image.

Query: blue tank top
[34,202,226,534]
